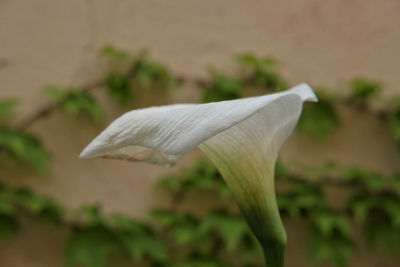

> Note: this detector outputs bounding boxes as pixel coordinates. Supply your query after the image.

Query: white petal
[198,93,308,245]
[79,83,317,166]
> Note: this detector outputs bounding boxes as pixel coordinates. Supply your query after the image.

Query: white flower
[80,83,317,266]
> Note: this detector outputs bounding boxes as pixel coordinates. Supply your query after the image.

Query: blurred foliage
[0,127,48,169]
[0,183,167,267]
[155,158,400,267]
[0,183,63,244]
[278,182,325,217]
[348,193,400,251]
[0,48,399,267]
[202,71,243,103]
[237,53,288,90]
[102,46,176,105]
[0,99,18,122]
[0,213,19,242]
[341,166,385,193]
[101,45,131,62]
[65,211,167,267]
[151,209,203,246]
[156,158,231,198]
[150,207,261,266]
[308,210,353,267]
[198,209,251,251]
[44,85,103,122]
[65,225,121,267]
[349,77,381,105]
[174,254,228,267]
[297,89,340,140]
[131,49,176,89]
[389,95,400,151]
[12,186,64,222]
[105,73,133,105]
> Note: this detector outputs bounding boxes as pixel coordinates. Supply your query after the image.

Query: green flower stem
[262,242,285,267]
[240,192,286,267]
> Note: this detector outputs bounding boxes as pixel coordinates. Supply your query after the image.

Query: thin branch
[279,173,400,197]
[339,98,389,121]
[17,102,61,131]
[16,77,111,130]
[281,174,355,187]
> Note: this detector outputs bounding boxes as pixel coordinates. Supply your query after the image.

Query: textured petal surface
[79,83,317,166]
[198,93,308,246]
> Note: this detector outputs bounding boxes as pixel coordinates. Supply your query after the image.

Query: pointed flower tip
[79,140,100,159]
[78,148,91,159]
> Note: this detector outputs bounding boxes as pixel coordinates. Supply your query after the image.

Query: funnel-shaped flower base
[199,96,307,266]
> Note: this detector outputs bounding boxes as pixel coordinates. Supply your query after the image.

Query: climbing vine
[0,46,399,266]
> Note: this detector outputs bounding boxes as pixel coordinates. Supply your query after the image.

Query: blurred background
[0,0,400,266]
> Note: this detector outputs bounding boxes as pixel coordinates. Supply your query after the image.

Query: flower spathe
[80,83,317,267]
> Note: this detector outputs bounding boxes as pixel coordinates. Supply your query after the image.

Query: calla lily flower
[80,83,317,267]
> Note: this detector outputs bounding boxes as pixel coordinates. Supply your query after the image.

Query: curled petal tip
[289,83,318,102]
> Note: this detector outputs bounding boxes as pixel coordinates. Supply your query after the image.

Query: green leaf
[198,210,248,250]
[237,53,287,90]
[77,204,105,226]
[43,84,64,100]
[0,213,19,242]
[278,183,325,217]
[105,73,132,105]
[303,161,337,180]
[310,210,351,237]
[44,86,103,122]
[150,209,200,244]
[237,53,276,70]
[174,223,199,245]
[12,187,64,222]
[348,195,372,222]
[111,214,167,262]
[308,210,353,267]
[0,184,15,214]
[202,71,243,102]
[389,96,400,151]
[297,90,340,140]
[100,45,131,62]
[0,127,49,169]
[364,214,400,251]
[65,225,120,267]
[121,232,167,263]
[156,158,231,198]
[349,77,381,104]
[131,50,176,89]
[63,91,103,122]
[341,167,383,192]
[348,193,400,250]
[308,225,353,267]
[175,254,228,267]
[0,99,18,121]
[392,173,400,195]
[150,209,179,227]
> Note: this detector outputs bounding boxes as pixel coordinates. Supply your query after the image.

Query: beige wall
[0,0,399,266]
